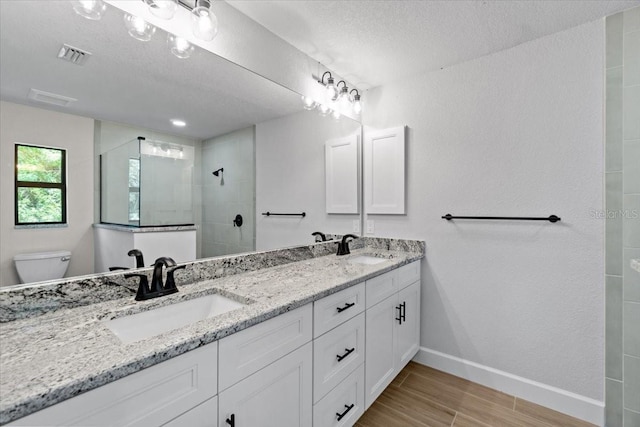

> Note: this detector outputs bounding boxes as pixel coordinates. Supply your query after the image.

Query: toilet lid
[13,250,71,261]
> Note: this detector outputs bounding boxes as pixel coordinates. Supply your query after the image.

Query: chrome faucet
[336,234,358,256]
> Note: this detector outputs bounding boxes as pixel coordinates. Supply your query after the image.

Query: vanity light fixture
[321,71,339,102]
[303,71,363,118]
[167,35,194,58]
[337,81,351,113]
[171,119,187,127]
[302,96,317,111]
[191,0,218,41]
[72,0,107,20]
[124,13,156,41]
[350,89,362,115]
[144,0,178,20]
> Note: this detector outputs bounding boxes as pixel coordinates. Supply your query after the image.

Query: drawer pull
[336,302,356,313]
[336,403,355,421]
[226,414,235,426]
[401,301,406,322]
[396,305,403,324]
[336,347,355,362]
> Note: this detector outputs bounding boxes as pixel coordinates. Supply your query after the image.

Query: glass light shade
[331,109,341,120]
[318,104,331,117]
[72,0,107,20]
[352,94,362,115]
[144,0,178,20]
[338,87,351,112]
[168,35,194,59]
[191,4,218,41]
[124,14,156,41]
[302,96,316,110]
[325,77,338,102]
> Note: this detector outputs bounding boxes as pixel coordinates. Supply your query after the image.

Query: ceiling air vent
[28,89,77,107]
[57,44,92,65]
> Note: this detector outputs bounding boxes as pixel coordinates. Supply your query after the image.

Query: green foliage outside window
[15,144,66,225]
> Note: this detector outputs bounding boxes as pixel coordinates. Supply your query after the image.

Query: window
[15,144,67,225]
[128,158,140,222]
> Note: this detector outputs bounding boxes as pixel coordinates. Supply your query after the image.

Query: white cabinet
[325,135,360,214]
[162,396,217,427]
[364,261,421,408]
[11,343,218,427]
[313,313,365,402]
[313,364,365,427]
[364,126,406,215]
[396,281,421,368]
[218,342,313,427]
[313,283,365,338]
[218,304,313,392]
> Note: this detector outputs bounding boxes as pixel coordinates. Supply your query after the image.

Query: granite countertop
[0,247,423,424]
[632,258,640,274]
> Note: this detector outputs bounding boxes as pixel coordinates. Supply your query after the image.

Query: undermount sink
[349,255,388,265]
[104,294,246,344]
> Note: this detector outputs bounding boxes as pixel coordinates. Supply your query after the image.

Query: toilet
[13,250,72,284]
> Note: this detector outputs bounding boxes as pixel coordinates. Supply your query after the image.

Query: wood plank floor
[355,362,597,427]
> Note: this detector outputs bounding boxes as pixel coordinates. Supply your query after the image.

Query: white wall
[201,127,255,257]
[363,19,605,408]
[256,111,361,250]
[0,101,95,286]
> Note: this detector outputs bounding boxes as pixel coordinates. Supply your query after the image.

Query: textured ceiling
[0,1,302,140]
[228,0,640,89]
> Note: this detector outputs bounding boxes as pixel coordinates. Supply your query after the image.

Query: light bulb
[325,76,338,102]
[72,0,107,20]
[331,109,341,120]
[191,1,218,41]
[168,35,194,59]
[338,87,351,112]
[144,0,178,19]
[352,94,362,115]
[124,14,156,41]
[318,104,331,117]
[301,96,316,110]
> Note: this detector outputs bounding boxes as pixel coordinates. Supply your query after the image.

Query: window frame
[14,143,67,226]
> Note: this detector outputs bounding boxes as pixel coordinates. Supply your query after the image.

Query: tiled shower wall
[201,126,255,258]
[605,7,640,427]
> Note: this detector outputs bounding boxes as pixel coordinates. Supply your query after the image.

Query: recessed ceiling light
[171,119,186,127]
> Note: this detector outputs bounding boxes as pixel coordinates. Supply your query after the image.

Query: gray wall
[605,7,640,427]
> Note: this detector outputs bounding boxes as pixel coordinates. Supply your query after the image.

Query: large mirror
[0,1,361,286]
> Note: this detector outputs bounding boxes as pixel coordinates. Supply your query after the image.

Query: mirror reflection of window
[128,158,140,223]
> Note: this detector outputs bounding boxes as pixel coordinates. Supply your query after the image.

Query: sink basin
[105,294,246,344]
[349,255,388,265]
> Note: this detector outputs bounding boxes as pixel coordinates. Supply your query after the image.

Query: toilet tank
[13,250,71,284]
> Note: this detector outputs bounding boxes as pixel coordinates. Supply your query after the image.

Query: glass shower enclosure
[100,137,195,226]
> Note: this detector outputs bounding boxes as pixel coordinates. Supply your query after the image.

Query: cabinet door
[218,342,313,427]
[364,294,398,409]
[162,396,217,427]
[396,281,421,368]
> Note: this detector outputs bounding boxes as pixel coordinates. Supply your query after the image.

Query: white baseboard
[412,347,604,426]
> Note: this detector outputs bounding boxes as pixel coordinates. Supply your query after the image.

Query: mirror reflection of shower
[212,167,224,185]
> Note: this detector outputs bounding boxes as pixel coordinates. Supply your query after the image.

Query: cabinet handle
[336,403,355,421]
[226,414,235,427]
[336,347,355,362]
[336,302,355,313]
[401,301,406,322]
[396,305,403,324]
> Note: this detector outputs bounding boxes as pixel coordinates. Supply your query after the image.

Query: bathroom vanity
[0,238,424,426]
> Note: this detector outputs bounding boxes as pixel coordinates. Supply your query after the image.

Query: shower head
[212,168,224,176]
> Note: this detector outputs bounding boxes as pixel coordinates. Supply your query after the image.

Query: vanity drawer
[314,282,365,338]
[397,260,420,290]
[218,304,312,392]
[313,313,365,403]
[10,343,218,427]
[313,364,365,427]
[365,269,397,309]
